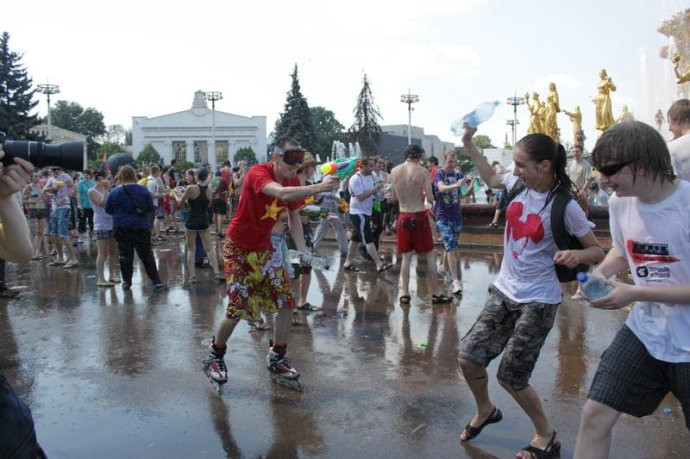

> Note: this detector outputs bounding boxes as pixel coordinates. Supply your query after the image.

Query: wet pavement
[1,236,688,458]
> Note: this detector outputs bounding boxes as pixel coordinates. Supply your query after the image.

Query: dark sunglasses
[275,147,305,165]
[596,159,635,177]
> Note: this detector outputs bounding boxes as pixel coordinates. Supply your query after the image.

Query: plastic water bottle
[451,100,500,135]
[287,249,330,270]
[576,272,613,300]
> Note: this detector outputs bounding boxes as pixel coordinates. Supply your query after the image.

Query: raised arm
[262,175,339,203]
[460,126,503,188]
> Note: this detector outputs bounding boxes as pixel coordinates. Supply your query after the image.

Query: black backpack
[505,181,589,283]
[550,187,589,282]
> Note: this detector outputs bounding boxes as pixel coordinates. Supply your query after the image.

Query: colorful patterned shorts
[223,237,294,322]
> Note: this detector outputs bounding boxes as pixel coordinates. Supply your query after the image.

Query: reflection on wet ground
[1,238,688,458]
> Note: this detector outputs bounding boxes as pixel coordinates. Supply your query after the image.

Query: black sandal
[517,430,560,459]
[297,303,321,311]
[344,265,361,272]
[460,407,503,442]
[377,262,393,273]
[432,294,453,304]
[399,295,411,304]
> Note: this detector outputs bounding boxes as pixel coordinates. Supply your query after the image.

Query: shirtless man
[389,144,452,305]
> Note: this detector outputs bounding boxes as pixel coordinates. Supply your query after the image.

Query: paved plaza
[1,238,688,458]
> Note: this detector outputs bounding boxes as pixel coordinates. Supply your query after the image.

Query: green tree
[0,32,39,139]
[50,100,106,159]
[350,73,382,156]
[175,160,196,175]
[234,147,257,165]
[273,64,315,151]
[474,134,495,149]
[99,141,125,157]
[310,106,345,161]
[137,143,162,165]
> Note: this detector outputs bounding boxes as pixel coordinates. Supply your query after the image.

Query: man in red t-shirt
[204,137,339,391]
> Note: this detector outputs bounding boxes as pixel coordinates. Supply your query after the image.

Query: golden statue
[672,53,690,84]
[616,105,635,123]
[594,69,616,131]
[563,105,584,147]
[525,91,544,134]
[544,82,561,142]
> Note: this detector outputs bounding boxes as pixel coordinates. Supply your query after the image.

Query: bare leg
[400,252,413,298]
[108,238,119,281]
[458,358,496,441]
[96,239,108,283]
[365,242,384,268]
[574,400,621,459]
[51,236,63,262]
[299,273,311,306]
[214,316,240,346]
[198,229,221,276]
[185,229,196,280]
[499,380,556,455]
[344,240,358,267]
[424,251,439,293]
[63,236,78,264]
[274,308,292,345]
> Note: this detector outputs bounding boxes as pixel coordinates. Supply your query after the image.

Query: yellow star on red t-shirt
[261,198,285,221]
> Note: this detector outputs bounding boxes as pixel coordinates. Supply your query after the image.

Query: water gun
[169,186,186,198]
[319,157,362,179]
[56,180,64,188]
[304,195,315,206]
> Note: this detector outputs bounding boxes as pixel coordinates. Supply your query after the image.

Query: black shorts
[210,198,227,215]
[350,213,374,245]
[29,208,47,219]
[588,325,690,428]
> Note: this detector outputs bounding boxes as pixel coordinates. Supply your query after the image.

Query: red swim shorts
[396,211,434,254]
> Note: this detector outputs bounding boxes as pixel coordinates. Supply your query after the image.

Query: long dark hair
[515,133,575,194]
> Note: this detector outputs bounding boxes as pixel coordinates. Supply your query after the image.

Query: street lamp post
[506,93,525,147]
[205,91,223,170]
[400,90,419,145]
[37,83,60,141]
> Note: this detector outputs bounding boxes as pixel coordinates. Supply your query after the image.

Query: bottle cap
[576,272,587,282]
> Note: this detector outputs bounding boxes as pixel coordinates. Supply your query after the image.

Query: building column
[186,140,194,163]
[208,140,216,171]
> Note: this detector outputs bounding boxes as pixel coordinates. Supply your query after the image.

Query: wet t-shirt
[433,168,463,223]
[493,174,594,304]
[227,163,303,251]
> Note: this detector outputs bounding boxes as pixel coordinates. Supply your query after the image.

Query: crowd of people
[2,99,690,458]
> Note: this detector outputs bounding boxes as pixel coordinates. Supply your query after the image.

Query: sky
[5,0,690,152]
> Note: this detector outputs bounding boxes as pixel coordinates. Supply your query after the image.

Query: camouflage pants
[460,285,559,390]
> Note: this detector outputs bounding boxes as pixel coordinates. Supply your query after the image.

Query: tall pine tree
[350,73,382,156]
[273,64,315,152]
[0,32,39,139]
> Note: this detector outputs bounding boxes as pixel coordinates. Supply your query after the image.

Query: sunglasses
[275,147,305,166]
[596,159,635,177]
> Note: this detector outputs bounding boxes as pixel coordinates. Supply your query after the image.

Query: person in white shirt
[667,98,690,181]
[574,121,690,458]
[343,157,391,273]
[460,127,604,458]
[146,166,165,240]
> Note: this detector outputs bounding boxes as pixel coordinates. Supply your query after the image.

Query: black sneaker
[122,282,132,290]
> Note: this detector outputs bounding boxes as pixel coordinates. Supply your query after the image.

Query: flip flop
[377,262,393,273]
[432,294,453,304]
[399,295,411,304]
[298,303,321,311]
[460,407,503,442]
[291,312,303,326]
[343,265,361,272]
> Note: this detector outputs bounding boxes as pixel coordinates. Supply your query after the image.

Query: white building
[132,91,267,170]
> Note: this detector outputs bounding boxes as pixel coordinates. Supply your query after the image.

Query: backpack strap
[550,186,589,282]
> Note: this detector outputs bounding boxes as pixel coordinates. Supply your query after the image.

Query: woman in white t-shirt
[458,127,605,458]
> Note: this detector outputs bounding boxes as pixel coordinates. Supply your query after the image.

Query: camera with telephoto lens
[0,132,85,171]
